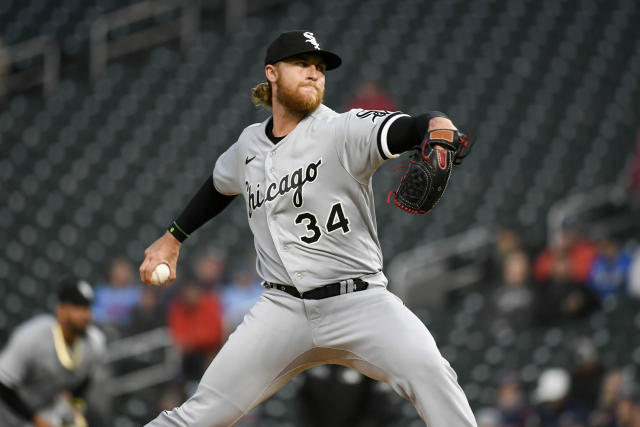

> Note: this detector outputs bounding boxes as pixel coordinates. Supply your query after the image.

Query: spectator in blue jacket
[92,257,142,336]
[588,239,632,299]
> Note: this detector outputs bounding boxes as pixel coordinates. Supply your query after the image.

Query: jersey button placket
[266,150,276,178]
[263,155,287,279]
[265,148,295,285]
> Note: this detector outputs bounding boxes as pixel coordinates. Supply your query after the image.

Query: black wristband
[168,221,189,243]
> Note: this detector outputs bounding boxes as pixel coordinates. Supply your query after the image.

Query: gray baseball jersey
[147,105,476,427]
[0,314,106,426]
[213,105,408,292]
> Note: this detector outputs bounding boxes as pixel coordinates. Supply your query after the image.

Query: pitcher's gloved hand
[388,128,473,214]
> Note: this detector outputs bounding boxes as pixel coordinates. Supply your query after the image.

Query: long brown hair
[252,81,272,108]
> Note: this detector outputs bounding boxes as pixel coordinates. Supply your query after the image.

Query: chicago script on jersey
[245,158,322,218]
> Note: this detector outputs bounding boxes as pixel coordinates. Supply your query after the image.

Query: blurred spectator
[476,407,501,427]
[590,369,637,426]
[593,370,625,425]
[127,286,165,336]
[167,279,224,384]
[486,227,524,281]
[345,79,398,111]
[221,269,263,333]
[495,374,533,426]
[610,391,640,427]
[529,367,587,426]
[490,250,533,333]
[533,219,598,283]
[625,394,640,427]
[92,257,142,333]
[588,238,632,299]
[296,365,396,427]
[533,254,600,325]
[568,338,605,410]
[629,248,640,298]
[193,250,227,291]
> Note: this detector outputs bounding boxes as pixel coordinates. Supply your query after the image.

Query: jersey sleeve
[335,109,409,183]
[212,141,242,195]
[0,323,36,386]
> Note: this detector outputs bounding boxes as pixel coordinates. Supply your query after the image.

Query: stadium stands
[2,0,639,424]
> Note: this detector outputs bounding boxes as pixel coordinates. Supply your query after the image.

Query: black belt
[263,278,369,300]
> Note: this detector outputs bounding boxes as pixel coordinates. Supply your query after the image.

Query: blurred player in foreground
[0,278,106,427]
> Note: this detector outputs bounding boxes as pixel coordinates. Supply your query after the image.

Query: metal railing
[546,183,636,244]
[0,36,60,96]
[105,327,181,396]
[90,0,200,80]
[386,226,496,306]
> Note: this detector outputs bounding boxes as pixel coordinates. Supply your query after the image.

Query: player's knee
[157,392,243,427]
[399,350,450,380]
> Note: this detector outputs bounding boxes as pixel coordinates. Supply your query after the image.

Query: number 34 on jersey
[294,202,350,244]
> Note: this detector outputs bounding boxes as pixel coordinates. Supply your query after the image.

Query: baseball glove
[387,128,472,214]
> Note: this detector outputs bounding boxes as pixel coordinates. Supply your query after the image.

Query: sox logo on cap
[303,32,320,49]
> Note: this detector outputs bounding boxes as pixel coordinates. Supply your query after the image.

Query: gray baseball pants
[146,284,477,426]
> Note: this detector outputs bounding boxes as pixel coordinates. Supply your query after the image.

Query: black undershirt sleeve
[386,111,448,155]
[168,176,237,242]
[0,380,34,421]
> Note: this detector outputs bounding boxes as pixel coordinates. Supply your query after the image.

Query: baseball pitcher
[140,30,477,426]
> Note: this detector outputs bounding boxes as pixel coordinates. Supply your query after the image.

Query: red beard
[276,79,324,115]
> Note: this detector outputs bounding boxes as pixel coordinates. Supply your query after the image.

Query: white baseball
[151,263,171,285]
